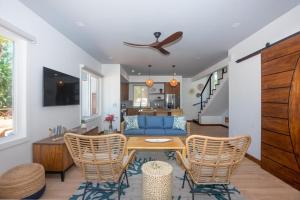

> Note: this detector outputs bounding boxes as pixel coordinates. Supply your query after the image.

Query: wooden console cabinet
[32,127,98,181]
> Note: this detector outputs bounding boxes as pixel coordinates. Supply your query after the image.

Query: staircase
[192,67,228,125]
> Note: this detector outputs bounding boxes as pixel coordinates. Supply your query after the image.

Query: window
[133,85,148,107]
[81,69,101,120]
[0,26,27,146]
[0,35,14,138]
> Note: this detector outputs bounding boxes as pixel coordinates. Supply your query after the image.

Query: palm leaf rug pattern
[70,151,243,200]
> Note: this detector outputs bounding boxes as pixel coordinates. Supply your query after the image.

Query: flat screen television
[43,67,80,106]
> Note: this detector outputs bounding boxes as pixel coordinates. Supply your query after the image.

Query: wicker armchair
[176,135,251,200]
[64,133,135,200]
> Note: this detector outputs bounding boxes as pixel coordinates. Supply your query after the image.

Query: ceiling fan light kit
[169,65,178,87]
[123,31,183,55]
[145,65,154,88]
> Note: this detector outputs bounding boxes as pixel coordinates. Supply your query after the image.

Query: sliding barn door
[261,34,300,190]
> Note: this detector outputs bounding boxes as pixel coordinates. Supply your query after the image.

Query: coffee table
[125,136,186,157]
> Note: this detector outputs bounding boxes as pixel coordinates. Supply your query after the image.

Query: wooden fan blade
[123,42,151,47]
[157,47,170,55]
[157,31,183,47]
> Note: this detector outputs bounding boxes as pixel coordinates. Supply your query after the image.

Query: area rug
[70,151,243,200]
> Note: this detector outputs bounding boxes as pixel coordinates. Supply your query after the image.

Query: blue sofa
[121,115,190,136]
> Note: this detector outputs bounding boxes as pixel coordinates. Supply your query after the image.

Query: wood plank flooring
[42,124,300,199]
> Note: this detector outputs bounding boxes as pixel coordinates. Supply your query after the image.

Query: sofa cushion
[163,116,174,129]
[124,116,139,130]
[146,116,164,129]
[145,129,165,135]
[124,129,145,135]
[173,116,186,130]
[137,115,146,128]
[164,129,186,135]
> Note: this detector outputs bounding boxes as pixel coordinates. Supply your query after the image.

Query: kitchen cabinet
[121,83,129,101]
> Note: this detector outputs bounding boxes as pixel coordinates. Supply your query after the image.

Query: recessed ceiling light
[195,57,201,60]
[108,56,113,60]
[232,22,241,28]
[137,72,141,75]
[131,69,135,73]
[76,21,85,27]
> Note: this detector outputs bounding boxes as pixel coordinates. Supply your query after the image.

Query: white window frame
[80,67,102,122]
[0,26,28,150]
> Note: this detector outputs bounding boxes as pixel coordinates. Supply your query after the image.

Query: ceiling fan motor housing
[154,32,161,39]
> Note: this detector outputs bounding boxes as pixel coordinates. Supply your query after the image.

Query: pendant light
[145,65,154,87]
[169,65,178,87]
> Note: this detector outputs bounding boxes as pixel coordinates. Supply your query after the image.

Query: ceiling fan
[123,31,183,55]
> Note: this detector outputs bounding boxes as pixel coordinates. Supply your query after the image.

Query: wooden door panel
[261,70,294,89]
[262,53,299,76]
[262,130,293,152]
[262,117,289,135]
[262,88,290,103]
[262,103,288,119]
[261,33,300,191]
[262,143,300,172]
[261,156,300,190]
[289,58,300,161]
[261,34,300,62]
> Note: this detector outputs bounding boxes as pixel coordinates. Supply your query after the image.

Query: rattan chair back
[64,133,127,182]
[186,135,251,184]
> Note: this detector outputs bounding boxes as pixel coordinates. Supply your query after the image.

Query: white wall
[101,64,121,131]
[182,77,208,120]
[200,77,229,124]
[228,5,300,160]
[192,58,228,81]
[0,0,101,172]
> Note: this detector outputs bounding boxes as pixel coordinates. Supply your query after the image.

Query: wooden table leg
[182,147,186,158]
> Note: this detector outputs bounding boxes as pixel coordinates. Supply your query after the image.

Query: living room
[0,0,300,199]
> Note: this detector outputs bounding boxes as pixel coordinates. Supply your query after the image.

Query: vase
[108,121,113,133]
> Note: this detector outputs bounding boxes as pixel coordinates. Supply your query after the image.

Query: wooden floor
[190,122,228,137]
[42,124,300,200]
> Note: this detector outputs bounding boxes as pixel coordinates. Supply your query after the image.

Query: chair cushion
[137,115,146,128]
[124,116,139,130]
[163,116,174,129]
[146,116,164,128]
[145,128,165,135]
[173,116,186,130]
[164,129,186,135]
[124,129,145,135]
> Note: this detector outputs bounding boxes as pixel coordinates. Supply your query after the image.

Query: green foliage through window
[0,35,13,109]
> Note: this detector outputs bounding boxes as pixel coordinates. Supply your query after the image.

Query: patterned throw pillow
[173,116,186,130]
[124,116,139,130]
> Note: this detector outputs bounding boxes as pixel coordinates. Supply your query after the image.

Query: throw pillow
[173,116,186,130]
[124,116,139,130]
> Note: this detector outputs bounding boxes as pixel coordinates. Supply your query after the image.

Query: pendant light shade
[169,65,178,87]
[146,65,154,87]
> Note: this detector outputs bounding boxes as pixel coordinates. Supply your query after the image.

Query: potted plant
[104,114,114,133]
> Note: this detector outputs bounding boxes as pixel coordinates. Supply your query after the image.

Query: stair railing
[193,67,227,112]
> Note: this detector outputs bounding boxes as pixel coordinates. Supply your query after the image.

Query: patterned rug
[70,151,243,200]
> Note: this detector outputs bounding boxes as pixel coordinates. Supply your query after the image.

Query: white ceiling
[21,0,300,77]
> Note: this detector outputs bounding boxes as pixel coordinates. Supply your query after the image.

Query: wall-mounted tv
[43,67,80,106]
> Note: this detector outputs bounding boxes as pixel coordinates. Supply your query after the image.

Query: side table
[142,161,173,200]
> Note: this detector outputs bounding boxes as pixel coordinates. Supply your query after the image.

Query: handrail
[193,67,227,110]
[200,74,213,96]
